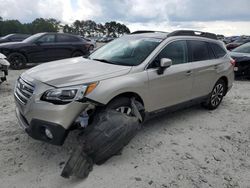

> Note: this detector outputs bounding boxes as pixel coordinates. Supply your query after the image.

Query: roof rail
[131,30,167,34]
[168,30,217,40]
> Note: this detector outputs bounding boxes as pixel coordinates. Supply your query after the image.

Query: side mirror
[160,58,172,68]
[157,58,172,75]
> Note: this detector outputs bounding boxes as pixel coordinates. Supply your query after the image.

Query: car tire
[61,148,93,179]
[8,52,27,70]
[72,51,84,57]
[203,79,226,110]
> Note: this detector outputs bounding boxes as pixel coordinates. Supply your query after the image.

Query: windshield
[89,36,162,66]
[23,33,44,43]
[232,42,250,53]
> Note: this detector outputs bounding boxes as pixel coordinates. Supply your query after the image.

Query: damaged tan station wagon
[14,30,234,148]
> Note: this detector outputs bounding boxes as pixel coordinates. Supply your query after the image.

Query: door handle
[185,70,192,76]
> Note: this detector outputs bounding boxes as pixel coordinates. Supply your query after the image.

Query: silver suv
[14,30,234,145]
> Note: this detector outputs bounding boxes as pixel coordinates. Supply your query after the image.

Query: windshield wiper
[92,58,116,64]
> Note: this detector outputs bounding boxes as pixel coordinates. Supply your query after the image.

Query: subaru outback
[14,30,234,146]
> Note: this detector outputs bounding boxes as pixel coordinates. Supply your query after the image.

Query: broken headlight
[42,83,98,104]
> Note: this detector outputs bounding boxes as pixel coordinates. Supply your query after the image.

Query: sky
[0,0,250,36]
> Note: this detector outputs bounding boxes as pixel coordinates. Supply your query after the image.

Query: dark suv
[0,33,91,69]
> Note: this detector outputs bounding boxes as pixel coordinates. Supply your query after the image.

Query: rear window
[57,34,80,42]
[210,43,226,58]
[187,40,213,62]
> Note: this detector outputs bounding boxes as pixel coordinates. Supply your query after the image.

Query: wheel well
[71,50,84,56]
[219,76,228,95]
[107,92,144,106]
[8,51,28,62]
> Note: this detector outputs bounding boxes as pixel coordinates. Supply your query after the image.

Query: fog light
[45,128,53,140]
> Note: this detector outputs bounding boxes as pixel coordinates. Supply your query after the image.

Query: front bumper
[16,107,68,145]
[14,77,96,145]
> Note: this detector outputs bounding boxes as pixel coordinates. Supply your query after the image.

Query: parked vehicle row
[96,36,115,43]
[0,32,91,69]
[226,37,250,51]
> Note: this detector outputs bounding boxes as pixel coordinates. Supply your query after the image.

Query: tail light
[230,58,236,67]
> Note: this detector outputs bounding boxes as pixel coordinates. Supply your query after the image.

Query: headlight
[42,82,98,104]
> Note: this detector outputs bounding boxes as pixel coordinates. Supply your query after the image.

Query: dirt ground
[0,68,250,188]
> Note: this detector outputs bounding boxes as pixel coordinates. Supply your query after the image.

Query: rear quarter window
[57,34,80,42]
[210,43,226,58]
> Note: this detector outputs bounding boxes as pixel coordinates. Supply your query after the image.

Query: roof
[130,30,218,40]
[128,32,169,39]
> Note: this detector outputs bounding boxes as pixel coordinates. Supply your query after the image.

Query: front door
[147,40,194,112]
[29,34,56,62]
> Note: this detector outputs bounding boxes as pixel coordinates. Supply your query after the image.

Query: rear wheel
[8,52,27,70]
[203,79,226,110]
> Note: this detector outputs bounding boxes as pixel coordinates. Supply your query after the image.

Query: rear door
[187,40,222,98]
[147,40,194,111]
[55,34,81,59]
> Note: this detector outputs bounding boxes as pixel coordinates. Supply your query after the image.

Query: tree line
[0,17,130,37]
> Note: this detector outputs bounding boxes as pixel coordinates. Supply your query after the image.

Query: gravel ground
[0,69,250,188]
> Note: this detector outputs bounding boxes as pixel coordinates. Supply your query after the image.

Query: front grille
[15,77,35,105]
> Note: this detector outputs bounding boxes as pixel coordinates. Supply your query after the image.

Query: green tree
[0,19,26,36]
[30,18,59,34]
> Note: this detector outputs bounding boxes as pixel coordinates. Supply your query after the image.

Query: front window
[89,37,162,66]
[23,33,45,43]
[37,34,55,43]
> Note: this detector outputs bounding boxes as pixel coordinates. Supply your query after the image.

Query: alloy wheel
[211,83,224,107]
[116,106,132,116]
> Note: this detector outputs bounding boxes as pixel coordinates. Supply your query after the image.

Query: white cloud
[0,0,101,23]
[0,0,250,35]
[61,0,102,23]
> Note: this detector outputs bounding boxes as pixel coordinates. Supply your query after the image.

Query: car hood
[22,57,132,87]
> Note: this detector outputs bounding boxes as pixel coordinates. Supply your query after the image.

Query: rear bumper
[16,107,68,145]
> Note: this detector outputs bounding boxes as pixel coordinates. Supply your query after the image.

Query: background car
[230,42,250,78]
[0,34,30,44]
[226,37,250,50]
[0,32,91,69]
[0,53,10,84]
